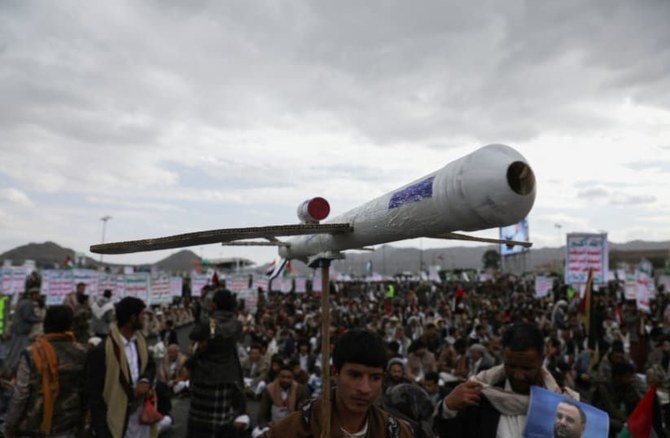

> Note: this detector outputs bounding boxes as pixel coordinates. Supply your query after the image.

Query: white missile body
[279,144,536,260]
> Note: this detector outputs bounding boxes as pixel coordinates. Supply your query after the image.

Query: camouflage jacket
[5,336,88,436]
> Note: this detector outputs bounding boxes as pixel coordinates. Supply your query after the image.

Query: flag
[365,260,373,274]
[284,261,292,277]
[618,385,662,438]
[268,259,288,281]
[578,269,595,349]
[212,272,220,288]
[63,256,74,269]
[264,260,276,277]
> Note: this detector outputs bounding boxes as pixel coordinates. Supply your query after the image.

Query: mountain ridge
[2,240,668,276]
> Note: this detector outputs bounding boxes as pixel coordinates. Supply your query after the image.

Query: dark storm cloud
[4,0,668,158]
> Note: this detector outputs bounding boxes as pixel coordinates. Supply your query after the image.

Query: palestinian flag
[618,385,664,437]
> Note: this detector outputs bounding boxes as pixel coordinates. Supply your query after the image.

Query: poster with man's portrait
[523,386,609,438]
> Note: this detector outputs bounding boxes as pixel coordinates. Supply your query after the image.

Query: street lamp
[100,215,112,264]
[554,223,563,272]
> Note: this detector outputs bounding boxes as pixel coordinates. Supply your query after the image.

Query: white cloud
[0,188,34,207]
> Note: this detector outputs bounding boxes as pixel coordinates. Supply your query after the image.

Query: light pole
[554,223,562,272]
[100,215,112,264]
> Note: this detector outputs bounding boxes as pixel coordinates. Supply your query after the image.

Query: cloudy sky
[1,0,670,268]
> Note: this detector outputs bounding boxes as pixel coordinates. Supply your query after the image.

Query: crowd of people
[0,269,669,437]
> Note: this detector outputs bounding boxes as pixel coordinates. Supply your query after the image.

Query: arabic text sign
[565,233,608,285]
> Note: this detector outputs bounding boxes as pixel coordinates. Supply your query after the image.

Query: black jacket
[435,380,504,438]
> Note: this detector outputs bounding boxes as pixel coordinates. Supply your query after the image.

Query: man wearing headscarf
[434,322,578,438]
[4,305,87,437]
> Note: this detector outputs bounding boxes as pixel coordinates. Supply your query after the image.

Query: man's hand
[134,381,150,398]
[444,380,482,411]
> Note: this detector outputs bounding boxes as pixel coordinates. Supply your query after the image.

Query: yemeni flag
[618,385,663,437]
[578,269,596,349]
[268,259,288,281]
[264,260,276,277]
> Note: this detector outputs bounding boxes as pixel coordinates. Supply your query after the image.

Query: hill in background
[2,240,668,276]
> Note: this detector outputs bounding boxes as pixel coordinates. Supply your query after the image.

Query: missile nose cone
[507,161,535,196]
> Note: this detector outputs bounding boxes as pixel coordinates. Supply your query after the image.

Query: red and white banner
[534,276,553,298]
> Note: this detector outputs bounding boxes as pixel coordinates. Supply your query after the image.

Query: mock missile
[279,144,535,260]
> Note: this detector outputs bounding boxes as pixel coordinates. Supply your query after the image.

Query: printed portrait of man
[553,400,587,438]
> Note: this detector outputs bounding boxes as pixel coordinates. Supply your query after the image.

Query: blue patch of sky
[0,173,17,189]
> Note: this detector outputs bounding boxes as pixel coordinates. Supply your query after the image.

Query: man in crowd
[264,328,413,437]
[157,343,189,395]
[553,400,586,438]
[87,296,157,438]
[384,358,411,395]
[293,340,315,376]
[422,371,446,407]
[435,322,578,437]
[241,343,269,399]
[406,339,437,382]
[91,288,115,339]
[159,319,179,347]
[467,343,494,378]
[4,305,88,437]
[257,362,309,430]
[63,282,87,312]
[186,289,250,437]
[591,362,642,434]
[3,287,42,378]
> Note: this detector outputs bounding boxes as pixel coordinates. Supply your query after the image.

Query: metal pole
[419,238,423,274]
[320,258,331,438]
[100,216,111,264]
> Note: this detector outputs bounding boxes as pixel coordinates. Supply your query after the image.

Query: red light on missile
[307,197,330,221]
[297,197,330,223]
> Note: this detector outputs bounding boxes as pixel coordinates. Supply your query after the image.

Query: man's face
[167,345,179,362]
[423,379,438,395]
[503,348,543,394]
[299,344,309,355]
[76,284,86,295]
[610,351,625,364]
[278,369,294,390]
[334,363,383,415]
[388,364,404,381]
[613,371,633,388]
[554,402,585,438]
[131,313,144,331]
[546,343,559,357]
[249,348,261,362]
